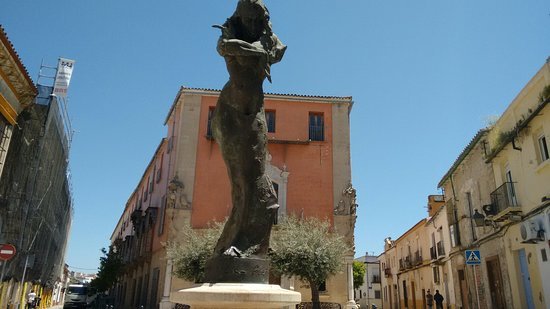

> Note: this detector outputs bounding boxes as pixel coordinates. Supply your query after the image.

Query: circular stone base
[170,283,302,309]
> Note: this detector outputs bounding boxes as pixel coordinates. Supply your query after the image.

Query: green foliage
[353,261,366,288]
[90,244,123,292]
[166,220,225,283]
[269,216,349,307]
[539,85,550,103]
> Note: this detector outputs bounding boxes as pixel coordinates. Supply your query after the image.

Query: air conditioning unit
[545,209,550,241]
[520,216,545,244]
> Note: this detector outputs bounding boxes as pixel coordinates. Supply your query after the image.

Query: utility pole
[365,252,370,309]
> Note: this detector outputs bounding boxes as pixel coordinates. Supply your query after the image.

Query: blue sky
[2,1,549,271]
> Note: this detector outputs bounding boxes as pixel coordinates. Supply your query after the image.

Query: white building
[354,255,382,309]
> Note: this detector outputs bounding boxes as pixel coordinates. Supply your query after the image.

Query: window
[167,120,175,153]
[156,156,163,183]
[318,281,327,292]
[449,224,458,247]
[466,192,477,241]
[0,118,13,178]
[167,137,173,153]
[157,196,166,236]
[538,134,549,162]
[67,286,88,295]
[206,107,215,138]
[402,280,408,307]
[149,175,154,193]
[505,168,517,206]
[265,110,276,133]
[432,266,440,283]
[149,268,160,309]
[375,290,381,299]
[309,113,324,141]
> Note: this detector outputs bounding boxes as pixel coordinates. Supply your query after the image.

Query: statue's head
[231,0,271,42]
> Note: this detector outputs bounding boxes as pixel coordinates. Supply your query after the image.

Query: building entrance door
[421,288,426,309]
[411,281,416,309]
[394,284,398,309]
[518,249,535,309]
[486,256,506,308]
[457,269,470,309]
[402,280,408,308]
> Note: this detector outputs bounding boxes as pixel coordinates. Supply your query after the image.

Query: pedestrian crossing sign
[465,250,481,265]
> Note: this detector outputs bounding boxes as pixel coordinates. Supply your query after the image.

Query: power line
[68,266,97,271]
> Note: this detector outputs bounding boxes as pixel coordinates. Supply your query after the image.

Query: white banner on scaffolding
[53,58,75,98]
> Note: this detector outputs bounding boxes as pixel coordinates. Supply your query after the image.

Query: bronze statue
[203,0,286,283]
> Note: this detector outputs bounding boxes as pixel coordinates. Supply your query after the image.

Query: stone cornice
[0,26,37,109]
[180,86,353,103]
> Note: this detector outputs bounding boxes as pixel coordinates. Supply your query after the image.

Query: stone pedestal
[170,283,301,309]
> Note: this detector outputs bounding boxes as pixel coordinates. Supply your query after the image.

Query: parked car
[63,284,97,308]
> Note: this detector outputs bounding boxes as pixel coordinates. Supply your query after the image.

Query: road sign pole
[473,264,481,309]
[0,260,6,282]
[17,255,29,309]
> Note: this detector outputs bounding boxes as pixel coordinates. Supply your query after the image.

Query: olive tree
[166,221,225,283]
[91,243,123,292]
[353,260,366,289]
[269,216,350,309]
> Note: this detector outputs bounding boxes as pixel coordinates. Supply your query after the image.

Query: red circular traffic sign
[0,244,16,261]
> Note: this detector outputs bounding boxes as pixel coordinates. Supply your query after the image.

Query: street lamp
[472,209,487,227]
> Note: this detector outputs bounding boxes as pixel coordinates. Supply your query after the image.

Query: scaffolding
[0,58,75,308]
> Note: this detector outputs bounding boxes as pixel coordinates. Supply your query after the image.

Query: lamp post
[472,209,487,227]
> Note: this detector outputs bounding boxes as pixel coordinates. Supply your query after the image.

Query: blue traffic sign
[465,250,481,265]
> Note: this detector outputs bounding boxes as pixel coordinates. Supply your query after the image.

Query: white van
[64,284,96,309]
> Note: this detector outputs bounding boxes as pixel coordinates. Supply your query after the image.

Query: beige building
[481,59,550,309]
[438,129,513,309]
[380,195,459,309]
[380,58,550,309]
[354,255,382,309]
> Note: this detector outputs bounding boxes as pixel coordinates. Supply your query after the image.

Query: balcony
[436,241,445,257]
[414,251,422,265]
[384,267,391,277]
[404,255,413,269]
[485,181,522,221]
[372,275,381,283]
[398,258,404,271]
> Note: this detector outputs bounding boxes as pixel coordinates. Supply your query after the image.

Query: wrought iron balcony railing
[484,181,521,221]
[414,251,422,265]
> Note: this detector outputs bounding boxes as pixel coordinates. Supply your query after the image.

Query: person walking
[426,289,434,309]
[26,290,36,309]
[434,290,444,309]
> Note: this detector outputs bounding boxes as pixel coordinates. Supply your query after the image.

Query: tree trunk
[310,282,321,309]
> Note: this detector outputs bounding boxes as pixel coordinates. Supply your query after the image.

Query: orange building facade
[110,87,357,309]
